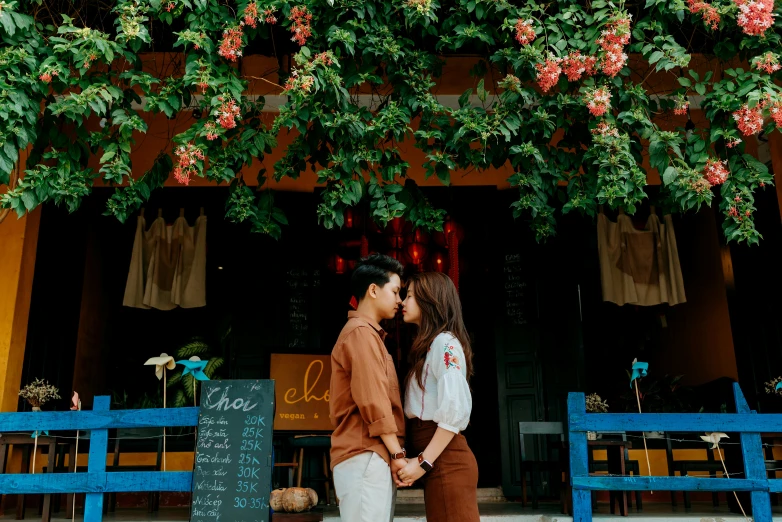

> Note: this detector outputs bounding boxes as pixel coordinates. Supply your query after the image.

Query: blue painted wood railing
[568,382,782,521]
[0,396,198,521]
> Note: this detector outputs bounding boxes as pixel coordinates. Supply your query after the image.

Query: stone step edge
[395,486,506,504]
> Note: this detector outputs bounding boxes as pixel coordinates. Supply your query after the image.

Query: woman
[396,272,479,522]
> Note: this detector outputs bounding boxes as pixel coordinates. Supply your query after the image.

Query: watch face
[420,460,433,472]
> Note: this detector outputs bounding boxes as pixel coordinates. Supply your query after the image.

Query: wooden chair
[106,428,163,513]
[665,431,721,509]
[0,434,58,522]
[518,422,571,514]
[288,436,335,505]
[589,431,643,512]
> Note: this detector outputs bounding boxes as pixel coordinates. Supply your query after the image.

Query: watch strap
[391,448,406,460]
[417,452,433,472]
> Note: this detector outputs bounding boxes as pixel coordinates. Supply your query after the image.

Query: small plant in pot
[585,393,609,440]
[19,378,60,411]
[620,374,694,438]
[166,337,224,408]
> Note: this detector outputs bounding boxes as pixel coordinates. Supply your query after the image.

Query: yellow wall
[0,207,41,412]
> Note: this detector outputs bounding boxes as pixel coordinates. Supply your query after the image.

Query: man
[329,254,407,522]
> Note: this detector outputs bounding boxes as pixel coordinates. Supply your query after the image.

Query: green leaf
[662,166,677,185]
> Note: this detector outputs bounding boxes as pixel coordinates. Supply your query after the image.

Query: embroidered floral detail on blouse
[443,343,461,370]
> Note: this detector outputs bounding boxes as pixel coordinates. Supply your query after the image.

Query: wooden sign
[270,354,332,431]
[191,380,275,522]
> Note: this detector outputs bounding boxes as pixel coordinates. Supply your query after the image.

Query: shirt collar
[347,311,387,340]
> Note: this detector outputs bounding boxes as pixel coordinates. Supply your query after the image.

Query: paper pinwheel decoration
[630,359,649,388]
[701,432,729,449]
[145,353,176,380]
[177,356,210,381]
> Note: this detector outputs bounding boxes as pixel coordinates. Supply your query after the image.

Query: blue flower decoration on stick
[630,359,648,388]
[177,356,210,381]
[776,381,782,392]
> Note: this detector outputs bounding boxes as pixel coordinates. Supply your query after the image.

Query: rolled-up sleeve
[343,328,397,437]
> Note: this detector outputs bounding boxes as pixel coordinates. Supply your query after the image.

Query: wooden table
[0,434,58,522]
[588,439,633,516]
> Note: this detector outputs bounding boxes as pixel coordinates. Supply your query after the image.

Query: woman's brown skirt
[408,419,480,522]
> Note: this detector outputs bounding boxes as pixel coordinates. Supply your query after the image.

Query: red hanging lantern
[334,255,346,274]
[434,216,465,249]
[345,208,355,228]
[406,241,429,268]
[448,231,459,292]
[431,251,449,273]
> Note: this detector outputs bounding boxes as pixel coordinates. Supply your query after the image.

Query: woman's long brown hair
[405,272,474,391]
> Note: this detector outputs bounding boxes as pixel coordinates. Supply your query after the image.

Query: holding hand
[391,458,410,487]
[396,458,425,485]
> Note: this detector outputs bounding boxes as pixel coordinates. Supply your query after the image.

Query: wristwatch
[391,448,406,460]
[417,452,433,473]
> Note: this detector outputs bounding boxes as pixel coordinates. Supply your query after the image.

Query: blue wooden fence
[568,382,782,521]
[0,396,198,521]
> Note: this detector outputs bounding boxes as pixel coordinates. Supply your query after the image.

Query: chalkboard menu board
[191,380,275,522]
[503,253,535,325]
[285,268,321,349]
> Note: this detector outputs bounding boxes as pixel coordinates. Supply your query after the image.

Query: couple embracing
[329,254,479,522]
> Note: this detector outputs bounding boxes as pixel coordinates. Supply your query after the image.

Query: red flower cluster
[218,27,243,61]
[39,70,58,84]
[514,19,536,45]
[726,137,742,148]
[732,103,765,135]
[265,8,278,24]
[535,58,561,93]
[243,2,260,28]
[584,87,612,117]
[674,99,689,116]
[770,102,782,127]
[204,122,218,141]
[173,144,205,186]
[215,97,241,130]
[733,0,775,36]
[591,122,620,137]
[753,52,781,74]
[561,52,598,82]
[596,16,631,78]
[687,0,721,29]
[289,6,312,46]
[163,2,175,12]
[703,158,729,186]
[83,53,97,69]
[282,71,315,94]
[314,52,334,66]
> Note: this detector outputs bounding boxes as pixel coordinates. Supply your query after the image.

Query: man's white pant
[333,451,396,522]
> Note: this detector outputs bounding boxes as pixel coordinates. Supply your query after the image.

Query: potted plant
[585,393,609,440]
[19,378,60,411]
[620,374,694,438]
[111,389,165,439]
[166,337,224,408]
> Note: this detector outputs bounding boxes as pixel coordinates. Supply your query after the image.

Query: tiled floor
[7,502,782,521]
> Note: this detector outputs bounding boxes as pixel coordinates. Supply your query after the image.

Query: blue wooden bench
[568,382,782,522]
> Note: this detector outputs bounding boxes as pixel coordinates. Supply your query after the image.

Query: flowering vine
[0,0,780,246]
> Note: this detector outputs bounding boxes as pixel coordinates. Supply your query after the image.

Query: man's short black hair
[351,253,404,301]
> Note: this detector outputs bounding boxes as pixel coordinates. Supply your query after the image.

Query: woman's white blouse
[404,332,472,433]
